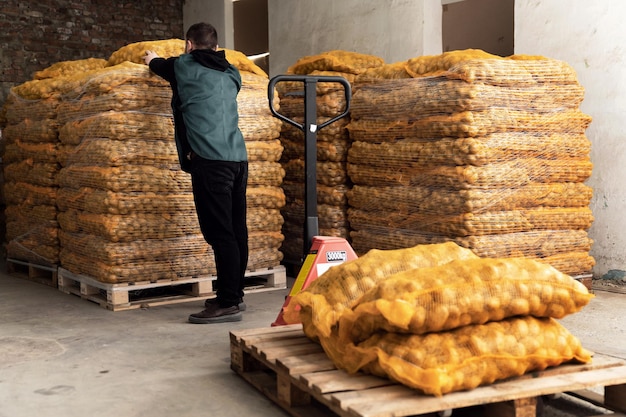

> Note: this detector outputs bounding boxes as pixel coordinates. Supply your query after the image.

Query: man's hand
[143,50,159,65]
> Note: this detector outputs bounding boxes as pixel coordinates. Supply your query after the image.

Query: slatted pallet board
[5,258,58,287]
[58,265,286,311]
[230,324,626,417]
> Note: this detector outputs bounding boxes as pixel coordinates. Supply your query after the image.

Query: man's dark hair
[186,22,219,50]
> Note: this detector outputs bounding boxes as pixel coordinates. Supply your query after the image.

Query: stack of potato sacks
[347,49,594,276]
[276,51,384,262]
[1,39,285,283]
[0,57,107,265]
[283,242,594,396]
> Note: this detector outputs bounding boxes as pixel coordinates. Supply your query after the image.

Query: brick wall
[0,0,184,105]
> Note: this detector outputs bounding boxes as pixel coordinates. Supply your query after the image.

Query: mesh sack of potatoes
[2,119,60,143]
[248,247,284,270]
[57,165,191,192]
[348,229,451,255]
[347,158,592,189]
[350,77,584,120]
[278,90,348,118]
[57,206,280,241]
[4,161,58,187]
[2,141,58,164]
[56,187,196,215]
[248,231,284,250]
[280,116,349,142]
[239,115,282,141]
[5,204,57,224]
[58,112,173,145]
[59,248,215,283]
[69,62,169,98]
[347,108,592,141]
[3,96,59,124]
[59,229,281,267]
[6,231,60,265]
[107,39,185,66]
[540,252,596,276]
[326,316,591,396]
[246,186,286,209]
[57,209,200,242]
[282,200,348,229]
[237,87,278,116]
[6,216,57,243]
[248,161,285,187]
[287,50,385,75]
[455,229,593,259]
[356,61,413,81]
[347,207,593,237]
[402,49,502,78]
[35,58,108,80]
[282,159,347,186]
[348,132,590,165]
[283,181,349,206]
[63,138,178,168]
[4,182,57,206]
[247,207,284,232]
[446,57,580,87]
[347,183,593,215]
[282,242,478,338]
[245,140,283,162]
[10,78,66,101]
[57,86,172,125]
[336,257,592,343]
[221,48,268,76]
[59,230,210,264]
[281,137,349,163]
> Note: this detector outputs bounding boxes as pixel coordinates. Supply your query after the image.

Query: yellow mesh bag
[34,58,108,80]
[337,257,593,343]
[283,242,478,338]
[288,50,385,75]
[327,316,591,396]
[107,39,185,66]
[221,48,268,77]
[404,49,502,78]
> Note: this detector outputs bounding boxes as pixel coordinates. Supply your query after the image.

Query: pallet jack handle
[268,75,352,259]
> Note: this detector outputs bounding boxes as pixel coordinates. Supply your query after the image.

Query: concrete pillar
[182,0,235,48]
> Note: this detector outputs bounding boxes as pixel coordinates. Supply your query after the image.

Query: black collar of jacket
[190,49,230,72]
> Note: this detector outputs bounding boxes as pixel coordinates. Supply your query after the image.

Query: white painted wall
[515,0,626,277]
[267,0,442,76]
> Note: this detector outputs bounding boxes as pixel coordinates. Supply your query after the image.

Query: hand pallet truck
[268,74,358,326]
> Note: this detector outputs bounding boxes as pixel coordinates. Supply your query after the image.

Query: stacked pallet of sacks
[0,57,108,265]
[347,49,594,276]
[277,51,385,263]
[2,39,285,283]
[284,243,594,396]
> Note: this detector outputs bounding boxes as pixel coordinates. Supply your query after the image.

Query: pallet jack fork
[268,75,357,326]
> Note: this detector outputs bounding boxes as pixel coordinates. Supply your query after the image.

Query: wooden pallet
[5,258,58,287]
[573,273,594,292]
[58,265,286,311]
[230,324,626,417]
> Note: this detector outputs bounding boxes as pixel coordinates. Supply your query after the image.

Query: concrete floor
[1,262,625,417]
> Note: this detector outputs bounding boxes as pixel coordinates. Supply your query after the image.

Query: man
[144,22,248,323]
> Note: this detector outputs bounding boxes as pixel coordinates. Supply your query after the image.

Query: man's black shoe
[188,304,242,324]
